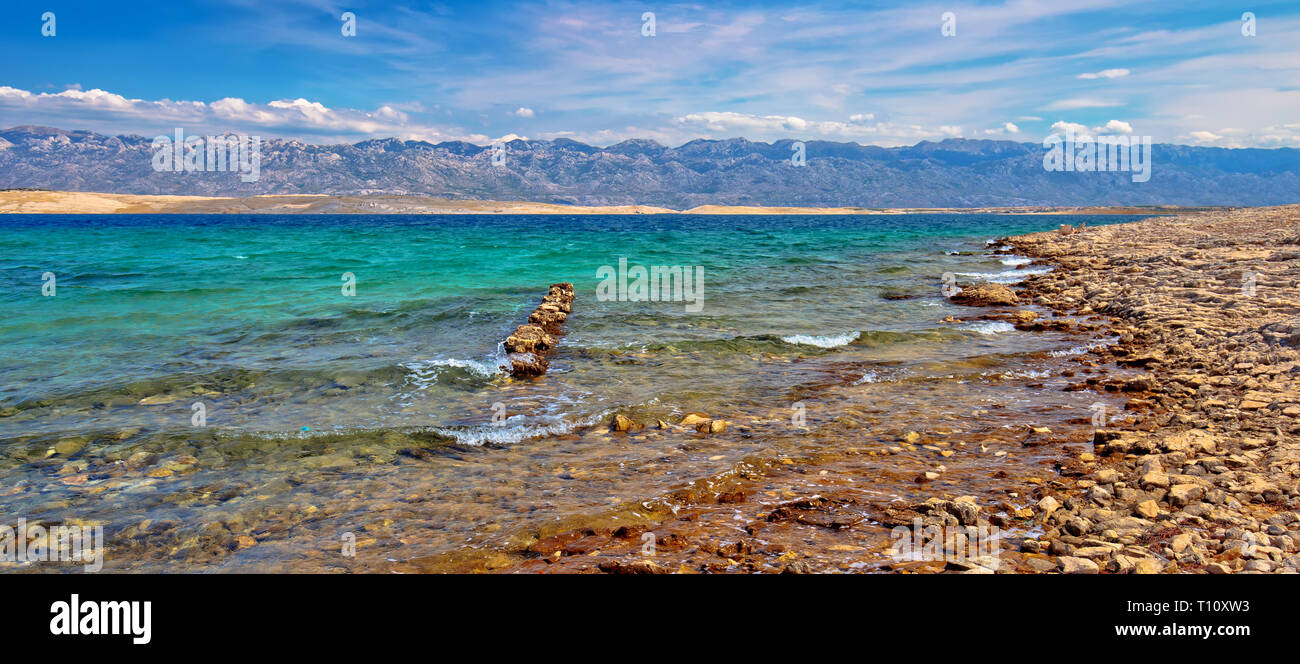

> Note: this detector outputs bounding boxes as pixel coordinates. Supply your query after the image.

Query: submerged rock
[610,414,641,432]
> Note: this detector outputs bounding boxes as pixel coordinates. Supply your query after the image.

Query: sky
[1,0,1298,148]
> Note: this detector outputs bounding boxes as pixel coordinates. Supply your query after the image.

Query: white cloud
[674,111,962,145]
[1048,119,1134,138]
[848,113,875,122]
[982,122,1021,136]
[513,107,535,118]
[1098,119,1133,134]
[1189,130,1222,143]
[1077,68,1131,79]
[1040,98,1123,111]
[0,85,500,144]
[1049,121,1092,139]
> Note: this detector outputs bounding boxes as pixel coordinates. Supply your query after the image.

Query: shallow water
[0,213,1144,572]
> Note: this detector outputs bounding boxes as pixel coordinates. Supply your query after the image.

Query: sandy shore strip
[0,189,1220,216]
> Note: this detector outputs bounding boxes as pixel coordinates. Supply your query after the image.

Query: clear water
[0,213,1142,571]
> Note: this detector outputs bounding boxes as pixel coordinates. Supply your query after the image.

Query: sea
[0,213,1146,571]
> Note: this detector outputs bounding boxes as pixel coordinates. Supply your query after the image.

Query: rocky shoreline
[999,205,1300,573]
[488,205,1299,575]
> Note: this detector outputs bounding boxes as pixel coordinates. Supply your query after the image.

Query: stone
[1059,556,1099,574]
[1140,471,1170,489]
[1108,555,1139,574]
[503,283,575,377]
[1133,558,1163,574]
[504,324,554,354]
[948,283,1018,307]
[1134,500,1160,519]
[507,353,548,377]
[610,414,640,432]
[1167,484,1204,507]
[1244,560,1273,572]
[598,559,670,574]
[679,413,711,428]
[1037,495,1061,516]
[53,438,87,456]
[696,419,728,434]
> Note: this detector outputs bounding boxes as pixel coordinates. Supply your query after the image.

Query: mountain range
[1,125,1297,207]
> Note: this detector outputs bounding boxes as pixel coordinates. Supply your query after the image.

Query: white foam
[781,332,860,348]
[433,417,577,446]
[999,257,1034,267]
[854,370,882,384]
[1049,338,1116,357]
[964,321,1015,335]
[402,343,508,388]
[954,267,1051,284]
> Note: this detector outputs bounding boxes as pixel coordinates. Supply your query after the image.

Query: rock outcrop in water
[949,283,1019,307]
[504,283,574,377]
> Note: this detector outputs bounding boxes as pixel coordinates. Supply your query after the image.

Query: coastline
[0,189,1223,216]
[1001,205,1300,573]
[479,204,1300,574]
[4,201,1294,574]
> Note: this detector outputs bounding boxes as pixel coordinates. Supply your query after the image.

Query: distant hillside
[1,126,1296,207]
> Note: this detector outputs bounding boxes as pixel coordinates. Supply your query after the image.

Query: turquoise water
[0,213,1144,571]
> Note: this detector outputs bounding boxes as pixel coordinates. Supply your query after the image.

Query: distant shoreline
[0,190,1229,216]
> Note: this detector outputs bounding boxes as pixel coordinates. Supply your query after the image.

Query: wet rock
[610,414,641,432]
[679,413,711,428]
[598,559,669,575]
[1037,495,1061,516]
[949,283,1018,307]
[695,419,728,434]
[503,283,574,377]
[507,352,548,377]
[53,438,87,456]
[504,324,554,354]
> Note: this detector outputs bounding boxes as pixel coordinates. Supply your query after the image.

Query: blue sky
[2,0,1298,147]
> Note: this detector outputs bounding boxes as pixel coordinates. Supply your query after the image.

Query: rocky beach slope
[1001,204,1300,574]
